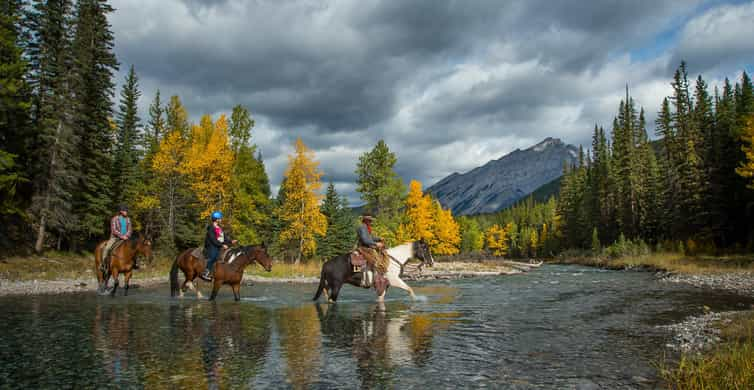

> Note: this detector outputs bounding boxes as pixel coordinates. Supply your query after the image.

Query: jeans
[206,246,220,273]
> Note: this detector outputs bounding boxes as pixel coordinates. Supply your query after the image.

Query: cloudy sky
[109,0,754,205]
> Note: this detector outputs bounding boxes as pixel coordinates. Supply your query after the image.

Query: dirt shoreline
[0,261,531,296]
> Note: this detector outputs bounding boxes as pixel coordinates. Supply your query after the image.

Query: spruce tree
[317,183,356,260]
[145,89,165,159]
[113,65,141,204]
[70,0,119,243]
[0,0,31,164]
[26,0,78,252]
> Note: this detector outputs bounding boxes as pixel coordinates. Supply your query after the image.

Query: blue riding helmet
[211,211,223,220]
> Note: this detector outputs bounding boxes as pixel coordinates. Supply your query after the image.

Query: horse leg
[110,270,119,297]
[387,274,416,300]
[232,283,240,302]
[192,280,204,299]
[329,283,341,303]
[209,280,220,301]
[124,271,132,296]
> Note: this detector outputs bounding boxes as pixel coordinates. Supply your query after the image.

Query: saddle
[190,247,229,264]
[100,240,126,273]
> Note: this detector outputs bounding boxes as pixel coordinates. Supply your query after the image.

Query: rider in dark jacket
[200,211,237,281]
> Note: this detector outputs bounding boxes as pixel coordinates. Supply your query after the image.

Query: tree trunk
[35,215,47,253]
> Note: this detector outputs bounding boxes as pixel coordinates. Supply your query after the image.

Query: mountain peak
[529,137,563,152]
[427,137,578,215]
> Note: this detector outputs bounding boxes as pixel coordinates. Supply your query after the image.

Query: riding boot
[200,269,213,281]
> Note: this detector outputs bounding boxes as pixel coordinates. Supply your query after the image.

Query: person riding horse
[357,214,390,292]
[102,205,137,271]
[200,211,237,281]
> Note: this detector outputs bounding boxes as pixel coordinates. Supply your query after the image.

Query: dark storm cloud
[110,0,747,204]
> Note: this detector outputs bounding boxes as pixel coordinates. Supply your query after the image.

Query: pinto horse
[313,240,434,303]
[170,245,272,301]
[94,233,153,296]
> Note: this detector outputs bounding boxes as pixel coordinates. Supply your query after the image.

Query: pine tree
[113,65,141,205]
[317,183,356,260]
[0,0,31,164]
[737,115,754,189]
[27,0,78,252]
[145,89,165,158]
[70,0,119,243]
[227,105,270,244]
[277,138,327,263]
[355,140,406,218]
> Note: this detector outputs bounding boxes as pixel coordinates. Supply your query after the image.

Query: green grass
[246,261,322,279]
[661,312,754,389]
[558,252,754,274]
[0,251,321,281]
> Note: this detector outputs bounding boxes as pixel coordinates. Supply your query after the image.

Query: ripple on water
[1,265,753,388]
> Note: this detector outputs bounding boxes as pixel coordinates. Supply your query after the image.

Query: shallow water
[1,265,752,389]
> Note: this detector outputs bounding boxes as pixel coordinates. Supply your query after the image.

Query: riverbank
[556,252,754,388]
[555,252,754,297]
[0,253,535,296]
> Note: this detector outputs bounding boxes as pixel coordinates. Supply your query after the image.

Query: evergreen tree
[317,183,356,260]
[113,65,141,204]
[70,0,119,243]
[165,94,189,137]
[355,140,406,218]
[458,217,484,253]
[145,89,165,158]
[27,0,78,252]
[0,0,31,165]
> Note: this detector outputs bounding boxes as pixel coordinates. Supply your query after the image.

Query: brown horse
[170,244,272,301]
[94,233,153,296]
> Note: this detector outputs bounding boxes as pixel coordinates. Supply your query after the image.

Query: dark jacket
[204,223,232,250]
[357,223,381,248]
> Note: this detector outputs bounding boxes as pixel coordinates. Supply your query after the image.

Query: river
[1,265,752,389]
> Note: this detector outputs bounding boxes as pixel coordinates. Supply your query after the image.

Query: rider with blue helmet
[200,211,237,281]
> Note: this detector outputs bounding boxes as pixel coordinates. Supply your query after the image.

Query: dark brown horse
[170,245,272,301]
[94,233,153,296]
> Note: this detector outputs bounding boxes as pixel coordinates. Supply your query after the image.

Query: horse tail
[170,255,180,297]
[313,266,327,301]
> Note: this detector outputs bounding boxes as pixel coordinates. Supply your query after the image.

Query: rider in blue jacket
[200,211,237,281]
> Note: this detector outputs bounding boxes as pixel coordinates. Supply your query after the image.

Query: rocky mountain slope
[427,138,578,215]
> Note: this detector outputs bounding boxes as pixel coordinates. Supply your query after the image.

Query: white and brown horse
[313,241,434,303]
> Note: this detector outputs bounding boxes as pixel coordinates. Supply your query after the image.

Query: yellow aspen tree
[736,115,754,188]
[152,130,187,244]
[181,114,234,219]
[485,224,509,256]
[430,200,460,255]
[278,138,327,263]
[404,180,435,242]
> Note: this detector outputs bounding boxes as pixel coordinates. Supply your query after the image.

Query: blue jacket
[357,224,381,248]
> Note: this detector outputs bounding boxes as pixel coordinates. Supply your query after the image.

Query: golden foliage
[737,115,754,189]
[278,138,328,260]
[485,224,509,256]
[181,114,234,219]
[404,180,434,242]
[430,200,460,255]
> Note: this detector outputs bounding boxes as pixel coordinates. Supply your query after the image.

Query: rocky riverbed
[660,271,754,297]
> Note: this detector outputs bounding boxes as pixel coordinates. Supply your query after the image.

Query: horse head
[245,243,272,272]
[414,240,435,267]
[133,233,154,263]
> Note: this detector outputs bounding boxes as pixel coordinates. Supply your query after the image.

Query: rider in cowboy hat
[356,213,389,276]
[103,205,135,269]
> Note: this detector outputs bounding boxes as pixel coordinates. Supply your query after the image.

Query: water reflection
[90,302,272,388]
[316,300,461,388]
[276,305,322,389]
